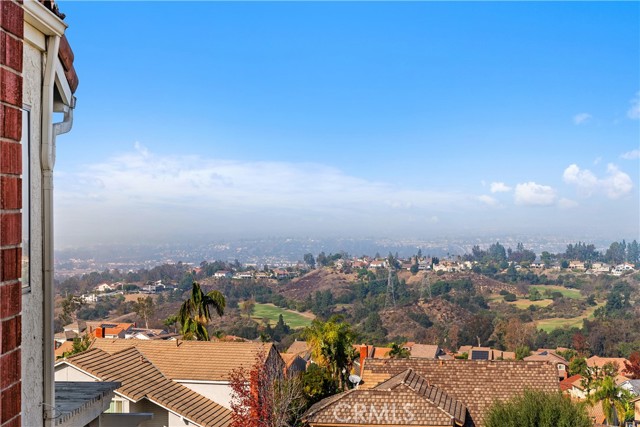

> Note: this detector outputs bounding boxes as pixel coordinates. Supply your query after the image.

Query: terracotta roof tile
[90,338,276,381]
[65,347,230,427]
[360,358,559,427]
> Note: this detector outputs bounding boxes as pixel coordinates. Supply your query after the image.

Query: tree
[515,345,531,361]
[303,253,316,269]
[240,299,256,319]
[60,334,92,359]
[388,342,410,359]
[485,390,591,427]
[178,282,226,341]
[133,296,155,329]
[163,315,178,334]
[303,317,356,390]
[623,351,640,379]
[301,364,339,405]
[569,357,588,376]
[588,375,634,426]
[229,350,304,427]
[59,294,85,326]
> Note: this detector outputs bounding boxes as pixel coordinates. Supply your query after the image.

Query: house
[286,340,313,361]
[524,350,569,380]
[87,339,284,410]
[632,396,640,426]
[213,270,232,279]
[402,342,445,359]
[620,379,640,396]
[95,283,114,293]
[0,1,132,426]
[458,346,515,361]
[56,347,230,426]
[304,369,467,426]
[586,355,630,376]
[281,353,308,375]
[305,358,559,427]
[369,259,387,269]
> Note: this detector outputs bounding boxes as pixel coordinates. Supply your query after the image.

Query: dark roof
[361,358,559,427]
[55,381,119,426]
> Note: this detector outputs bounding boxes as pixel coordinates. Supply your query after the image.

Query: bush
[485,390,591,427]
[503,293,517,302]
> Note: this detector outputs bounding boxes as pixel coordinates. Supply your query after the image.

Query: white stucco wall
[130,399,169,427]
[54,364,97,382]
[21,33,45,427]
[175,381,232,409]
[168,411,194,427]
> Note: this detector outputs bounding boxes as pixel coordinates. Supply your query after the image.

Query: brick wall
[0,1,23,426]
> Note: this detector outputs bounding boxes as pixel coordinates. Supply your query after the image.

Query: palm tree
[588,375,633,426]
[178,282,226,341]
[388,342,410,359]
[303,317,355,390]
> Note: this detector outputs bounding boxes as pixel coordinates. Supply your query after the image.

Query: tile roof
[90,338,275,381]
[361,358,559,427]
[560,374,583,392]
[54,341,75,359]
[407,344,441,359]
[304,369,467,426]
[586,356,630,375]
[286,340,312,359]
[524,351,568,365]
[64,347,230,427]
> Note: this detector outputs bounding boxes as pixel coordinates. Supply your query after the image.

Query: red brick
[0,315,20,355]
[0,105,22,141]
[0,249,20,282]
[0,32,22,72]
[1,415,21,427]
[0,382,20,423]
[0,349,19,389]
[0,69,21,107]
[0,282,20,318]
[0,1,24,38]
[0,177,20,210]
[0,213,20,246]
[0,142,21,174]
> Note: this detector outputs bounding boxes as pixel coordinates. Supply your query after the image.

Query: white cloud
[562,163,633,199]
[628,91,640,120]
[621,149,640,160]
[514,182,557,206]
[477,195,498,206]
[573,113,592,125]
[55,143,478,243]
[490,182,511,193]
[558,198,578,210]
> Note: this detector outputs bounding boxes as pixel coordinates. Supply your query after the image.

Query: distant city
[53,234,625,278]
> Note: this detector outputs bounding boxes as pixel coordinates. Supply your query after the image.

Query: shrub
[485,389,591,427]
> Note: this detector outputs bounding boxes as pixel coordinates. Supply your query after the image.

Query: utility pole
[420,274,431,302]
[385,268,395,308]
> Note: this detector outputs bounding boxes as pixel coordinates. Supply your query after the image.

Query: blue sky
[54,1,639,247]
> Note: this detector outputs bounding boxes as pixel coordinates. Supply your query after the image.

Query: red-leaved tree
[229,349,304,427]
[623,351,640,379]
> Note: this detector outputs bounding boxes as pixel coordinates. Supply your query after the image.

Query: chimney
[95,327,104,338]
[360,345,368,374]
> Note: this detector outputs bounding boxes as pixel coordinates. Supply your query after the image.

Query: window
[21,108,30,291]
[106,399,124,413]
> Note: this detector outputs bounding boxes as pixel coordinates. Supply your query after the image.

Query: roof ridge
[399,369,467,425]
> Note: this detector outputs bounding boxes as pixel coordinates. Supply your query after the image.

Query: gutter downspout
[41,34,75,426]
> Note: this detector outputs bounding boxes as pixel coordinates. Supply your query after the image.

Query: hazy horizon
[54,2,639,248]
